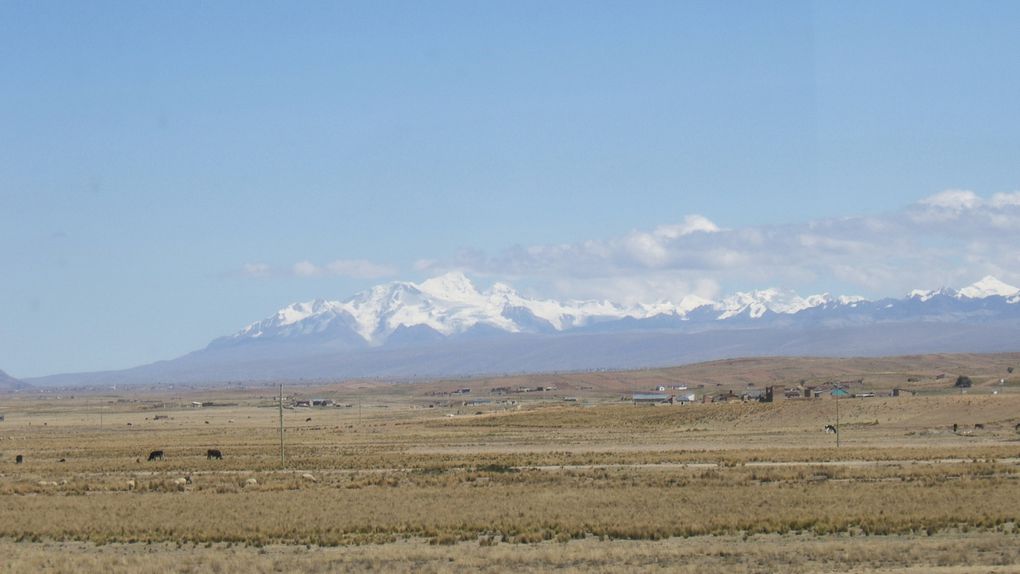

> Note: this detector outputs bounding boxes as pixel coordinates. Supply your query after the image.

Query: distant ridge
[214,272,1018,348]
[24,274,1020,386]
[0,369,29,392]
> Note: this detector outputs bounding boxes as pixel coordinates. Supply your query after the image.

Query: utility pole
[278,383,285,466]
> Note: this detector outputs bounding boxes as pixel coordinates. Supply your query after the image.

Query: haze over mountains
[0,369,29,392]
[26,273,1020,386]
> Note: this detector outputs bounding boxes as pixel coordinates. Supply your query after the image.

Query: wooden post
[279,383,285,466]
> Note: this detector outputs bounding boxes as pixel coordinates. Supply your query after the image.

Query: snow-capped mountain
[27,274,1020,387]
[909,275,1020,302]
[214,272,1019,348]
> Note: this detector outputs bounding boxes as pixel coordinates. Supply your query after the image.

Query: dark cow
[824,424,837,434]
[15,454,23,464]
[975,423,985,430]
[147,450,164,461]
[206,449,223,460]
[305,417,312,422]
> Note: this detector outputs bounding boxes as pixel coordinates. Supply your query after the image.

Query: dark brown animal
[15,454,23,464]
[147,450,164,461]
[206,449,223,460]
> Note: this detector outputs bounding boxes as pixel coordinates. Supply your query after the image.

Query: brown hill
[416,352,1020,395]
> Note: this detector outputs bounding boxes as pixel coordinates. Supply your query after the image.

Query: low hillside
[416,352,1020,395]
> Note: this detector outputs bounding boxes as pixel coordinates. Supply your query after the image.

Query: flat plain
[2,353,1020,572]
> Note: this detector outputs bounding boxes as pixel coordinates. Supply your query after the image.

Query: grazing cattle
[305,417,312,422]
[206,449,223,460]
[953,423,958,433]
[147,450,164,462]
[1015,423,1020,432]
[824,425,837,434]
[58,458,66,463]
[975,423,985,430]
[126,479,136,490]
[15,454,23,464]
[301,473,317,482]
[245,478,258,487]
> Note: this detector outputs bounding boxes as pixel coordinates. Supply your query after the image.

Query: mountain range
[0,369,29,392]
[25,273,1020,386]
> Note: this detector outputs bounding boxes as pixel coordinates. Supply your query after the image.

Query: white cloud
[292,260,320,277]
[240,259,397,280]
[919,189,981,210]
[652,214,721,239]
[241,262,271,278]
[413,258,438,272]
[990,191,1020,208]
[439,191,1020,299]
[323,259,397,279]
[291,259,396,279]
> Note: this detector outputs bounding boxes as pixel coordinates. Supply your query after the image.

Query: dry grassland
[2,356,1020,571]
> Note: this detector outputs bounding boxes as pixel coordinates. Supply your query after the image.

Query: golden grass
[3,377,1020,571]
[3,533,1020,573]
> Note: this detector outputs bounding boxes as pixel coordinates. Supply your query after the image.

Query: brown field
[2,353,1020,572]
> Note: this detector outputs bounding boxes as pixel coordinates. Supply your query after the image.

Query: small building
[633,393,673,405]
[714,390,742,403]
[674,393,697,404]
[742,389,765,402]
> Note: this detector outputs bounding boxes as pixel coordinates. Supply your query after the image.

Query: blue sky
[2,1,1020,377]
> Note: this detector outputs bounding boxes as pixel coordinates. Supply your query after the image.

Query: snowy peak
[958,276,1019,299]
[418,271,482,302]
[907,287,958,302]
[906,276,1019,301]
[714,289,854,319]
[221,274,1019,347]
